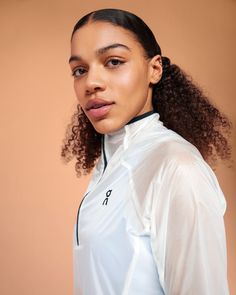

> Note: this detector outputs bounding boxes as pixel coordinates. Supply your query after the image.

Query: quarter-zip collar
[103,111,159,165]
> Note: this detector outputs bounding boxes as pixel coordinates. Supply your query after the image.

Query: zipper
[76,135,107,246]
[102,135,107,172]
[76,192,88,245]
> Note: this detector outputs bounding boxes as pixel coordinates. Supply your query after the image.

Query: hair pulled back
[62,8,231,176]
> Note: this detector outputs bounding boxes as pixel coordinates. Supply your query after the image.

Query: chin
[92,119,125,135]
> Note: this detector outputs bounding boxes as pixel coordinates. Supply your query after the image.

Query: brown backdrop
[1,0,235,294]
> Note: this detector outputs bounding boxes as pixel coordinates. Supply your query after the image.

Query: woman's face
[70,21,162,134]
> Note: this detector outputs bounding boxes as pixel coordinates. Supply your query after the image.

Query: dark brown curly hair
[61,8,231,176]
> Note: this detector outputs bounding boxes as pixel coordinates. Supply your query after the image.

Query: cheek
[116,70,142,89]
[114,66,149,97]
[74,82,84,104]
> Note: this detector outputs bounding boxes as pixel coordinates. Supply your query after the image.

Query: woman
[62,8,231,295]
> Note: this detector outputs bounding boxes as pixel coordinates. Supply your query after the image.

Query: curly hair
[61,9,231,176]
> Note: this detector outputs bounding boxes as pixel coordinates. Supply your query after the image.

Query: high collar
[102,111,159,164]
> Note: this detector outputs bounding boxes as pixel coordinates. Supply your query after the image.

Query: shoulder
[139,126,226,213]
[151,139,226,216]
[140,126,204,177]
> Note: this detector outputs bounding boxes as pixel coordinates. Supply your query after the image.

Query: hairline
[71,18,150,59]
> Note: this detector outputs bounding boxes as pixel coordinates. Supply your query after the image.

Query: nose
[85,66,106,95]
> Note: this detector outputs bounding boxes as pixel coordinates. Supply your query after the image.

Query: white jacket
[73,112,229,295]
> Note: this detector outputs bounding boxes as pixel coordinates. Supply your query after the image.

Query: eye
[106,58,125,68]
[71,67,87,78]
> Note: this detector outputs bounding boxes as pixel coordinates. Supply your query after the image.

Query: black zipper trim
[76,137,107,246]
[102,135,107,172]
[127,110,155,125]
[76,192,89,246]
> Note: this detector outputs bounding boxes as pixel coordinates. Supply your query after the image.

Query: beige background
[1,0,235,294]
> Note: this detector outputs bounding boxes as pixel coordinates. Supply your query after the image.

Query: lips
[85,98,114,119]
[85,98,114,111]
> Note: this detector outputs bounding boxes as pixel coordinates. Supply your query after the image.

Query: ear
[148,55,163,85]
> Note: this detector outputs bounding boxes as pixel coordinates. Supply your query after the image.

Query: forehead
[71,21,144,55]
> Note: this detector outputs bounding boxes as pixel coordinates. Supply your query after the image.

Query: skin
[69,21,162,134]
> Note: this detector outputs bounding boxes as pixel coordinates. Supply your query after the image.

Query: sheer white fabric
[73,113,229,295]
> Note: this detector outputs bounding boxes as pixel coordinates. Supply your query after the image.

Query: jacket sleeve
[150,155,229,295]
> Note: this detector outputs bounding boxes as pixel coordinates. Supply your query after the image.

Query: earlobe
[149,55,163,84]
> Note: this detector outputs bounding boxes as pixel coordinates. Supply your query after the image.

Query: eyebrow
[68,43,131,63]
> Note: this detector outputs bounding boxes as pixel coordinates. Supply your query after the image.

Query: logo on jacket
[102,189,113,205]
